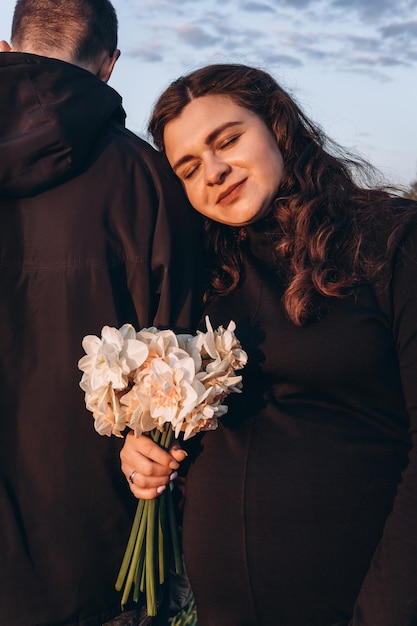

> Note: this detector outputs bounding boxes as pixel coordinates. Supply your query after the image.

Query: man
[0,1,203,625]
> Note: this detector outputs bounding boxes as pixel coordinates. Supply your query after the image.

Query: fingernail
[172,445,188,458]
[169,461,180,470]
[169,471,178,481]
[157,485,166,495]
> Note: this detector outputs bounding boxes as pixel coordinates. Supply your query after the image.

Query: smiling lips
[216,179,247,206]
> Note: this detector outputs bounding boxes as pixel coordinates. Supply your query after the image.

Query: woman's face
[163,95,285,227]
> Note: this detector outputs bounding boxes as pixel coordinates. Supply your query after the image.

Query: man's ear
[0,41,12,52]
[97,48,120,83]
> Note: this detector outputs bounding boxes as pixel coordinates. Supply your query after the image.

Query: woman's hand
[120,430,187,500]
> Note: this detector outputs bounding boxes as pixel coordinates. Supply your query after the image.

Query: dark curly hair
[149,63,416,325]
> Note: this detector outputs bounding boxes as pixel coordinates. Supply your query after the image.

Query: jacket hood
[0,52,125,198]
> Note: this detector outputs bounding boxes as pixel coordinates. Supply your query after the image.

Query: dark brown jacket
[0,52,203,626]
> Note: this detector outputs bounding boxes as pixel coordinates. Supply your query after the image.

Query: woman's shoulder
[365,195,417,257]
[386,196,417,254]
[372,197,417,317]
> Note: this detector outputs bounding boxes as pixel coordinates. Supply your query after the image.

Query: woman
[121,64,417,625]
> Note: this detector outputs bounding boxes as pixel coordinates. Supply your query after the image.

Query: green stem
[115,498,145,591]
[160,422,173,449]
[145,498,157,616]
[167,482,184,576]
[158,490,167,584]
[120,500,148,606]
[115,425,181,615]
[133,534,146,602]
[151,428,162,445]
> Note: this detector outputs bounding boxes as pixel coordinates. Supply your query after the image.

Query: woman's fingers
[120,431,183,499]
[121,431,178,472]
[170,442,188,463]
[131,432,180,469]
[127,469,179,500]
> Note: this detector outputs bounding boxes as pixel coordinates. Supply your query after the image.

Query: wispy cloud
[331,0,395,18]
[127,44,165,63]
[260,52,304,67]
[241,1,276,13]
[124,0,417,79]
[176,24,222,48]
[381,19,417,37]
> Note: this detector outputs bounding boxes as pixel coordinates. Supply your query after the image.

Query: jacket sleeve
[142,148,205,333]
[110,137,205,333]
[350,224,417,625]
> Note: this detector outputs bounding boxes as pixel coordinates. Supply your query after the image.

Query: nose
[204,154,231,186]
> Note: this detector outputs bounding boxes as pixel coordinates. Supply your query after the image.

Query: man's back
[0,51,203,626]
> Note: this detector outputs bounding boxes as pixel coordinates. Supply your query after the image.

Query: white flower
[82,383,126,437]
[79,318,248,441]
[200,316,248,371]
[136,327,180,355]
[124,350,206,438]
[78,324,148,391]
[118,384,155,436]
[181,401,229,440]
[176,333,203,372]
[150,356,198,423]
[78,324,149,437]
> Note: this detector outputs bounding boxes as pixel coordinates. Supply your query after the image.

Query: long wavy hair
[149,63,415,325]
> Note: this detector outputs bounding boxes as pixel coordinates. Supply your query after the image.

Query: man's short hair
[11,0,118,64]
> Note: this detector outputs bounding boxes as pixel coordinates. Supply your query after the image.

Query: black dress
[182,215,417,625]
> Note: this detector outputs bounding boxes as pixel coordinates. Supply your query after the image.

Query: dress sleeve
[350,224,417,625]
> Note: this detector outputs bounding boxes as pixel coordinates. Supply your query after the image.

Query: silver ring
[128,470,137,484]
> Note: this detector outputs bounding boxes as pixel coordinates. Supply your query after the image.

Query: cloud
[377,56,412,67]
[407,50,417,62]
[241,1,276,12]
[125,0,417,80]
[260,52,304,67]
[331,0,394,18]
[272,0,417,23]
[273,0,313,7]
[125,43,165,63]
[176,24,222,48]
[353,54,410,68]
[346,35,383,53]
[381,19,417,38]
[336,65,393,82]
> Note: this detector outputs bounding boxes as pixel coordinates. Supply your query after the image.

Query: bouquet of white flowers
[78,316,247,616]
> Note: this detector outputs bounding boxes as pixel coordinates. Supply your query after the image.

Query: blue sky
[2,0,417,185]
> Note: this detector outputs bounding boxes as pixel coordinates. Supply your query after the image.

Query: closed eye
[218,134,241,150]
[182,163,200,180]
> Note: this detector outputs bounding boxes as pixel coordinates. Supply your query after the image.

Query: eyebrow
[171,121,243,173]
